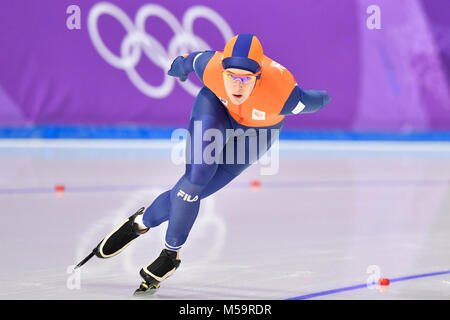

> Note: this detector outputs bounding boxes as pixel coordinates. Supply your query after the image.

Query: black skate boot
[75,207,149,269]
[133,249,181,297]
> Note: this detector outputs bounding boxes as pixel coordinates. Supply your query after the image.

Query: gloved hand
[298,89,331,113]
[167,56,189,82]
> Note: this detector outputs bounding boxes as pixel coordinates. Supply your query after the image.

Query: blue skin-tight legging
[142,87,283,249]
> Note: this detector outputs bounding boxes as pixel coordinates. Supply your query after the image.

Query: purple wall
[0,0,449,131]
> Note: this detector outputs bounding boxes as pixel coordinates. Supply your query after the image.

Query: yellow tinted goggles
[222,70,261,83]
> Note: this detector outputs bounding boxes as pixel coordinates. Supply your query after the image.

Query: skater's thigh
[184,87,232,185]
[219,123,282,176]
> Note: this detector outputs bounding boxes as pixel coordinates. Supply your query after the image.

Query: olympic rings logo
[87,2,234,98]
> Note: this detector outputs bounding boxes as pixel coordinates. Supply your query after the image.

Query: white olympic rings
[87,2,234,98]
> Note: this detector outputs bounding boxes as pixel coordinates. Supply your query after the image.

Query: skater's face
[223,68,257,105]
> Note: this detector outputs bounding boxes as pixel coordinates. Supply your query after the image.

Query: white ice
[0,139,449,300]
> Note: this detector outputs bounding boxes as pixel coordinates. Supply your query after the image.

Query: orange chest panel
[203,52,297,127]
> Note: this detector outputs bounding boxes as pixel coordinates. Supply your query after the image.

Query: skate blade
[132,282,160,299]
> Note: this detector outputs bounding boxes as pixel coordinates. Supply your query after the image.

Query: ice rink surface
[1,139,449,300]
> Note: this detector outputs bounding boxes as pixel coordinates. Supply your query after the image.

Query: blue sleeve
[191,50,215,83]
[167,50,215,83]
[181,50,215,82]
[279,85,331,115]
[179,51,202,74]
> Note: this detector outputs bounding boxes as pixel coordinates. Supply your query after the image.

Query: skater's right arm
[167,51,215,83]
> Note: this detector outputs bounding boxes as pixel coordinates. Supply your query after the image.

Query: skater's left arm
[279,85,331,115]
